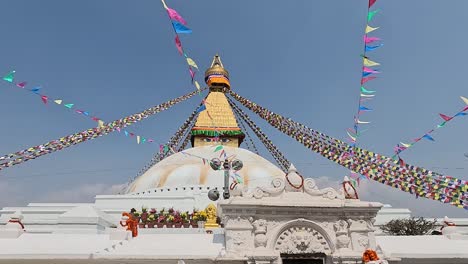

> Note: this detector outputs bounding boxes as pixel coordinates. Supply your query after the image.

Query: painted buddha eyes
[203,137,230,143]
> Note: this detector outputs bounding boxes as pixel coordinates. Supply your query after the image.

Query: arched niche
[268,219,335,255]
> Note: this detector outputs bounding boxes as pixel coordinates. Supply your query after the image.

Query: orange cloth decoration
[120,212,138,237]
[362,249,379,263]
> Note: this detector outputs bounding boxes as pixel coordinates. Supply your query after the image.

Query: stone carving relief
[334,220,351,251]
[252,219,268,248]
[274,226,331,254]
[238,177,344,200]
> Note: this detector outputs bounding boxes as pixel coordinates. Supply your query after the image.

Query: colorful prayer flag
[2,71,15,83]
[369,0,377,8]
[41,95,48,104]
[186,57,198,69]
[439,113,452,121]
[172,21,192,34]
[365,25,379,34]
[363,57,380,66]
[54,99,63,105]
[167,8,187,25]
[64,103,74,109]
[367,9,379,21]
[196,104,206,114]
[461,96,468,105]
[16,82,27,88]
[175,35,183,55]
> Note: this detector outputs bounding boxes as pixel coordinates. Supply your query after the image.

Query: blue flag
[422,134,435,141]
[172,21,192,34]
[196,104,206,113]
[365,44,383,52]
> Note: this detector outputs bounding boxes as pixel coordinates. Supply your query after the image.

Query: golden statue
[204,203,219,228]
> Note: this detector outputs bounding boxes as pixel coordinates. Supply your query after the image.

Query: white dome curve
[125,146,285,193]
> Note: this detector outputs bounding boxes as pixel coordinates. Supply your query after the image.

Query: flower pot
[156,222,165,228]
[183,223,190,228]
[174,223,183,228]
[166,223,174,228]
[197,221,206,229]
[138,223,146,228]
[147,223,155,228]
[190,221,198,228]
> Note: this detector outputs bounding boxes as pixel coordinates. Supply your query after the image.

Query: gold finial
[205,54,230,89]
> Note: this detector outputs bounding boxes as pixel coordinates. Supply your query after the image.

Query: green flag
[3,71,15,83]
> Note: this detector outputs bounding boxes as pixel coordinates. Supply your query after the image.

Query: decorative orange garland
[362,249,379,263]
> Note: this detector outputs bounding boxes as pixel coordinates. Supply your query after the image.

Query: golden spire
[190,55,244,147]
[204,54,230,90]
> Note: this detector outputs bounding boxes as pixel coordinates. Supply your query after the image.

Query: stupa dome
[125,146,284,193]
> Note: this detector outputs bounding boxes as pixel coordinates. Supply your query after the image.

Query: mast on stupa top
[190,54,245,147]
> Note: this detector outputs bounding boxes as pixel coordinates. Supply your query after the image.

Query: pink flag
[175,36,183,55]
[364,36,380,44]
[439,113,452,121]
[361,76,376,84]
[41,95,48,104]
[167,8,187,25]
[189,68,195,83]
[16,82,27,88]
[369,0,377,8]
[362,67,379,73]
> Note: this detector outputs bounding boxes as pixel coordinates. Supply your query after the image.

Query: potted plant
[166,215,175,228]
[195,210,207,228]
[156,208,166,228]
[147,214,156,228]
[181,211,190,228]
[139,207,148,228]
[190,209,198,228]
[173,211,183,228]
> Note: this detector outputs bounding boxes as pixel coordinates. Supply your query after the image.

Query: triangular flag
[400,142,412,148]
[365,25,379,34]
[172,21,192,34]
[439,113,452,121]
[360,93,375,97]
[364,36,381,44]
[141,137,146,144]
[363,67,379,73]
[40,95,48,104]
[16,82,27,88]
[363,57,380,67]
[437,122,447,128]
[356,119,370,124]
[91,117,100,121]
[455,112,467,117]
[186,57,198,69]
[367,9,379,21]
[362,72,373,77]
[360,87,376,94]
[361,76,376,84]
[192,81,200,92]
[2,71,15,83]
[359,106,372,111]
[423,134,435,141]
[124,131,129,137]
[167,8,187,25]
[189,68,195,82]
[30,87,41,94]
[196,104,206,114]
[365,44,383,52]
[83,111,89,116]
[116,127,121,132]
[54,99,62,105]
[98,120,105,128]
[461,96,468,105]
[64,103,74,109]
[214,145,223,152]
[175,35,183,55]
[369,0,377,8]
[137,136,141,144]
[129,133,135,137]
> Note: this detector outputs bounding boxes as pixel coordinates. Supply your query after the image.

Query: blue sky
[0,0,467,217]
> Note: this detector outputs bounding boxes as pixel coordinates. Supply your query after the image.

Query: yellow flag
[137,135,140,144]
[461,96,468,105]
[98,120,104,128]
[186,58,198,69]
[54,99,63,105]
[400,142,411,148]
[365,25,379,34]
[194,80,200,91]
[363,58,380,67]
